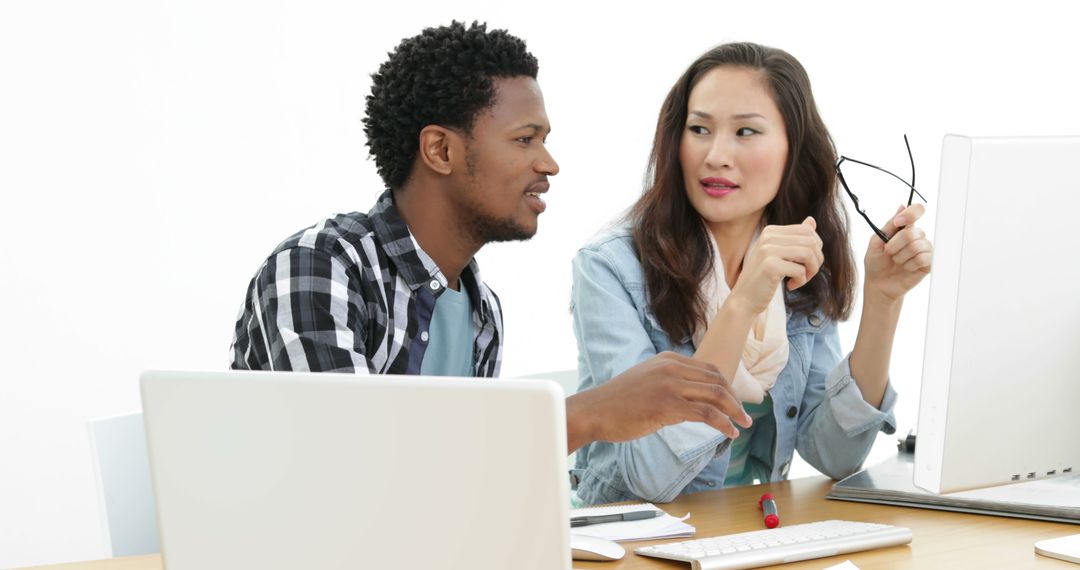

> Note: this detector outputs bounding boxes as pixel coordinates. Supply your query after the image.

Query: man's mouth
[525,180,550,196]
[524,181,549,213]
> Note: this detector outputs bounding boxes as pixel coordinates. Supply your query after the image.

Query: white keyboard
[634,519,912,570]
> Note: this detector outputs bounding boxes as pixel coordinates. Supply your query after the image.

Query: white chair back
[521,369,579,398]
[87,411,160,557]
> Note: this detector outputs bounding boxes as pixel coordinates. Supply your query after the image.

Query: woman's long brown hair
[630,42,855,342]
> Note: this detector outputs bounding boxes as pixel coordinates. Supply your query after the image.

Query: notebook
[570,503,695,542]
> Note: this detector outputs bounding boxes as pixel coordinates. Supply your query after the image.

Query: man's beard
[463,209,535,244]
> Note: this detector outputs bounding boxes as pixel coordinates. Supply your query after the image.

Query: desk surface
[19,476,1079,570]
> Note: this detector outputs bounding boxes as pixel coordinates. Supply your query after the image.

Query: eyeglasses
[835,135,928,243]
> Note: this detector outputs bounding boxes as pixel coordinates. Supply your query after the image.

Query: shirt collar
[368,189,491,314]
[367,189,433,290]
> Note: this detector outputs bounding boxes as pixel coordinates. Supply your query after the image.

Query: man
[230,21,750,452]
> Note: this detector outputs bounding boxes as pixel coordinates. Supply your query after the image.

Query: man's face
[453,76,559,243]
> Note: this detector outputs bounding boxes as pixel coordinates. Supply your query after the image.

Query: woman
[569,42,933,505]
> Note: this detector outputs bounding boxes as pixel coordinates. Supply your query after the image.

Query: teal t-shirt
[724,394,774,487]
[419,285,475,377]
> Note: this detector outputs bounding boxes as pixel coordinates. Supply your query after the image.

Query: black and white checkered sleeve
[244,246,372,373]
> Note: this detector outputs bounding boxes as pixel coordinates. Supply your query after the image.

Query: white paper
[951,476,1080,508]
[822,561,861,570]
[570,502,695,542]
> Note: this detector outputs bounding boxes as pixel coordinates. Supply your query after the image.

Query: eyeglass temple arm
[835,155,928,203]
[904,134,917,203]
[836,162,892,243]
[904,134,915,190]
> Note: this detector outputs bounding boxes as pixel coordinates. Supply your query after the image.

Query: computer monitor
[141,371,571,570]
[914,135,1080,494]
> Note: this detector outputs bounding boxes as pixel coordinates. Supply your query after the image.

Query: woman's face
[679,66,789,232]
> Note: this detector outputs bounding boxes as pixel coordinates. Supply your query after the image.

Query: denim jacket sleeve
[571,243,727,503]
[794,320,898,480]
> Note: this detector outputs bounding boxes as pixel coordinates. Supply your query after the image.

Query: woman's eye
[736,127,759,136]
[688,125,709,135]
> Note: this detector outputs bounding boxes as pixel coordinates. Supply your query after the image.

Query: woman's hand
[864,203,933,303]
[729,217,824,316]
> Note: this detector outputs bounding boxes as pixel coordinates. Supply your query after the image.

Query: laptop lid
[140,370,570,570]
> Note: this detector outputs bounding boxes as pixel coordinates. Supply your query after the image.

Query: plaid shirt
[230,190,504,376]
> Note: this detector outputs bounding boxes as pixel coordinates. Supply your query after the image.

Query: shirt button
[781,462,790,476]
[706,480,716,487]
[429,280,440,291]
[420,331,429,342]
[808,314,822,327]
[786,406,798,418]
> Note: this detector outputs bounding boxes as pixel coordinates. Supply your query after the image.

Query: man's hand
[566,352,751,453]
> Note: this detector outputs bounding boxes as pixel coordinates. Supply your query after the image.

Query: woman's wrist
[862,286,904,316]
[720,291,760,324]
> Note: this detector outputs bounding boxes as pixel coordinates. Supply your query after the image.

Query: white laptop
[140,370,570,570]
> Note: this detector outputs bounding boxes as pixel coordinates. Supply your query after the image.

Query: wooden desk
[17,477,1078,570]
[573,477,1078,569]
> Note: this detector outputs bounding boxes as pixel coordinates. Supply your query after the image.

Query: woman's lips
[701,177,739,197]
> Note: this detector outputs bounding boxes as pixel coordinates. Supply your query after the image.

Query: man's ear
[417,125,460,177]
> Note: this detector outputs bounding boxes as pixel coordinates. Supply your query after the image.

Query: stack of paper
[570,503,695,542]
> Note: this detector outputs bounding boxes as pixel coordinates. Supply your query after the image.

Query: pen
[759,493,780,529]
[570,510,662,528]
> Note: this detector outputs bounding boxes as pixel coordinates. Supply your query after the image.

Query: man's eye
[517,136,534,144]
[736,127,759,136]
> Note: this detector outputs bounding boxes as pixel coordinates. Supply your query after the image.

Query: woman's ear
[417,125,457,176]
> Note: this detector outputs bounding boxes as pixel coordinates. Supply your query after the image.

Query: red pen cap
[759,493,780,529]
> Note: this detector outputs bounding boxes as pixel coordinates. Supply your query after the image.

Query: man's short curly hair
[363,21,539,190]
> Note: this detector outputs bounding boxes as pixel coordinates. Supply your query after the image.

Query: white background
[2,1,1079,566]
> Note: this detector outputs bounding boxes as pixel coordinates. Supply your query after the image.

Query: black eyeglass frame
[835,135,928,243]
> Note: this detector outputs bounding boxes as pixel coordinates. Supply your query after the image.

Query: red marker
[759,493,780,528]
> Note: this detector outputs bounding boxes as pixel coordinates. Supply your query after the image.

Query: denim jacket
[569,228,897,505]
